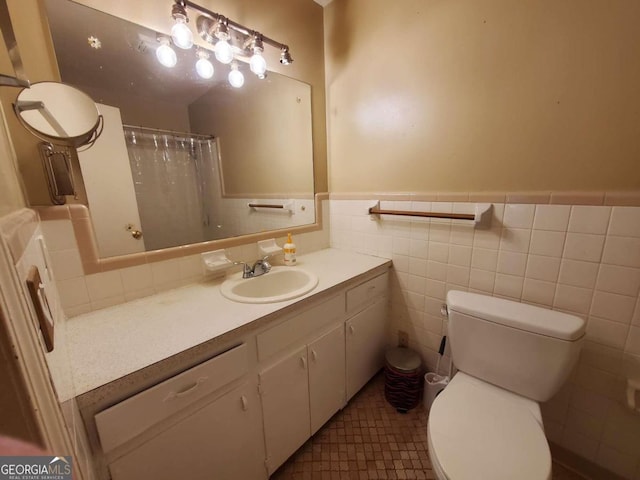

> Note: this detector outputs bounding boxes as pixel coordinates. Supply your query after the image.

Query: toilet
[427,291,585,480]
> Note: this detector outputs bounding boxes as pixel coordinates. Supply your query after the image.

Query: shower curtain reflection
[124,127,221,251]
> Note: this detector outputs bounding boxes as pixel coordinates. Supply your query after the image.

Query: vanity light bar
[162,0,293,87]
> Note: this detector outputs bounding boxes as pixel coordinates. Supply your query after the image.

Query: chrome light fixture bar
[161,0,293,87]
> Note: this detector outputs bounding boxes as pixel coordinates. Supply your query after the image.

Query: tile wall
[0,208,95,479]
[42,201,329,317]
[329,198,640,479]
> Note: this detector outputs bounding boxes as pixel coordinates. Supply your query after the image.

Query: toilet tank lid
[447,291,585,341]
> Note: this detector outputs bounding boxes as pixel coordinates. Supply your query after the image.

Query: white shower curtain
[124,127,219,251]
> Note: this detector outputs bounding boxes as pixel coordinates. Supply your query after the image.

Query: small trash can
[423,372,449,411]
[384,347,422,413]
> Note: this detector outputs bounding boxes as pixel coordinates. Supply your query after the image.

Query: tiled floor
[271,372,586,480]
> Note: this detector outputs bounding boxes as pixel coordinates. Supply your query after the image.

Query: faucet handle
[233,261,253,277]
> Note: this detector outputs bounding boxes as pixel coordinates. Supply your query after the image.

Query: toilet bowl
[427,372,551,480]
[426,291,585,480]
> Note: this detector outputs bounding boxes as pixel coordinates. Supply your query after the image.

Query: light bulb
[171,18,193,49]
[249,51,267,76]
[214,39,233,64]
[228,64,244,88]
[196,56,214,79]
[156,39,177,68]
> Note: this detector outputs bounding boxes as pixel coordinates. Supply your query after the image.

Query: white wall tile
[529,230,566,257]
[596,265,640,297]
[85,271,125,302]
[602,236,640,268]
[449,244,472,267]
[425,279,446,299]
[428,242,449,263]
[533,205,571,232]
[568,206,611,235]
[525,255,561,282]
[554,284,592,314]
[522,279,555,306]
[565,407,605,440]
[469,269,495,293]
[446,264,470,287]
[499,228,531,253]
[600,404,640,456]
[429,223,450,243]
[473,228,501,250]
[471,248,498,271]
[393,236,410,256]
[497,251,527,276]
[503,204,535,229]
[49,249,84,281]
[450,224,474,246]
[609,207,640,238]
[494,273,523,299]
[591,291,636,324]
[40,220,78,251]
[426,261,446,281]
[563,233,605,262]
[58,277,90,309]
[407,274,426,294]
[586,317,630,349]
[409,239,428,259]
[119,264,153,293]
[558,259,599,289]
[596,444,637,479]
[561,429,599,459]
[408,258,427,277]
[625,327,640,356]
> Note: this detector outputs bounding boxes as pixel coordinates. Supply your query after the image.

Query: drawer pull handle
[300,356,307,369]
[349,325,355,334]
[241,395,248,411]
[163,376,208,402]
[311,349,318,361]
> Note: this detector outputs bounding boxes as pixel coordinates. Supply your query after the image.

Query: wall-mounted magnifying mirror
[14,81,102,147]
[13,81,103,205]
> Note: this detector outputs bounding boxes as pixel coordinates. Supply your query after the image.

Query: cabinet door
[259,346,311,475]
[109,381,265,480]
[346,298,388,400]
[308,324,346,435]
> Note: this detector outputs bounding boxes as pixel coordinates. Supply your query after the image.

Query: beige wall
[324,0,640,193]
[0,104,25,216]
[0,0,327,207]
[189,73,314,196]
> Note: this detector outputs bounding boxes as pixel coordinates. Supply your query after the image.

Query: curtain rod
[122,124,215,140]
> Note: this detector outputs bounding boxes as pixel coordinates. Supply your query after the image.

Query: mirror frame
[36,195,327,274]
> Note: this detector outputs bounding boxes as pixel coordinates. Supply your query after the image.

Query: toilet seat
[427,372,551,480]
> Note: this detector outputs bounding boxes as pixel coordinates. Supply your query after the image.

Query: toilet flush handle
[440,304,448,317]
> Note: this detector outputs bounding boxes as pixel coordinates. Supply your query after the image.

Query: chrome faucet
[236,256,272,279]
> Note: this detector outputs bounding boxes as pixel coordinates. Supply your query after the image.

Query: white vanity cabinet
[345,273,389,400]
[87,263,390,480]
[94,343,265,480]
[258,272,387,475]
[108,381,264,480]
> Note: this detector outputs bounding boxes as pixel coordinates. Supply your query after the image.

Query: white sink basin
[220,266,319,304]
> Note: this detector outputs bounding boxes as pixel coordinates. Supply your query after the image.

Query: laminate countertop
[56,248,391,400]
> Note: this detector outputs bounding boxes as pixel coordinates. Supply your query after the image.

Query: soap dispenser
[283,233,296,266]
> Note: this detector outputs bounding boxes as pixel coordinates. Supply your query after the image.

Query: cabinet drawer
[346,272,388,314]
[95,343,248,454]
[257,293,344,362]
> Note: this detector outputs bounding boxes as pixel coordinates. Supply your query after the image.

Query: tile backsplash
[41,200,330,317]
[329,198,640,479]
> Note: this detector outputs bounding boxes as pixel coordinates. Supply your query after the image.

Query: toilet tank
[446,291,585,402]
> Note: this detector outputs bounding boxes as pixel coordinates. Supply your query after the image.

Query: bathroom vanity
[62,249,390,480]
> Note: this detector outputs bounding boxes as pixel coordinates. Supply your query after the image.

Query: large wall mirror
[43,0,315,257]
